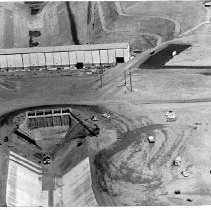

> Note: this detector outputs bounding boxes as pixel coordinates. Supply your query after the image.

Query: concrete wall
[6,151,48,207]
[53,158,98,207]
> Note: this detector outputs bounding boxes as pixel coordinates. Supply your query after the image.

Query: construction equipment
[43,154,52,165]
[148,135,155,143]
[174,156,182,166]
[181,171,189,177]
[101,113,110,119]
[165,110,177,122]
[4,136,9,142]
[91,116,98,121]
[172,51,177,57]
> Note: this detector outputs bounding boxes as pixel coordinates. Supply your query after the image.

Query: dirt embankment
[39,1,104,46]
[1,1,105,48]
[99,1,119,29]
[40,2,73,46]
[65,1,104,45]
[1,1,176,49]
[94,124,194,205]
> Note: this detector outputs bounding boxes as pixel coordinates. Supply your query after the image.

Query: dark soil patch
[200,72,211,76]
[139,44,191,68]
[174,190,181,195]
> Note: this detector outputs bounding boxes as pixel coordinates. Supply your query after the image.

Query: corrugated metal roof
[0,43,129,55]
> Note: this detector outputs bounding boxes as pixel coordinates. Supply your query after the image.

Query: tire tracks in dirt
[115,1,180,41]
[97,1,163,46]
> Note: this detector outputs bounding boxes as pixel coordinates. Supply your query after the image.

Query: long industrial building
[0,43,130,71]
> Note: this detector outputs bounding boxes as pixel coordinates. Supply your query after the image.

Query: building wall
[0,47,129,70]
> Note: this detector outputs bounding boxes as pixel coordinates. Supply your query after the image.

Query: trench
[0,104,100,162]
[87,1,92,25]
[65,2,80,45]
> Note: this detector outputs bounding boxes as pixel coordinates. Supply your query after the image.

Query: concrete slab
[10,151,42,170]
[6,153,48,207]
[53,157,98,206]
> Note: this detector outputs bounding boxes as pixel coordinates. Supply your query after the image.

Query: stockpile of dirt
[40,2,73,46]
[94,123,194,205]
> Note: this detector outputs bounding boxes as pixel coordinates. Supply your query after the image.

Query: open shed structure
[0,43,130,71]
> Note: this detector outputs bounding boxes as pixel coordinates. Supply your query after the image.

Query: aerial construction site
[0,0,211,207]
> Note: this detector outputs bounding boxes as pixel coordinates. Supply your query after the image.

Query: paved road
[0,3,5,48]
[3,8,14,48]
[0,3,14,49]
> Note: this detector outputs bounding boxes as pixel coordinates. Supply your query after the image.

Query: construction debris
[4,136,9,142]
[174,190,181,195]
[174,156,182,166]
[165,110,177,122]
[43,155,52,165]
[148,135,155,143]
[133,49,141,53]
[101,113,110,119]
[181,171,189,177]
[91,116,98,121]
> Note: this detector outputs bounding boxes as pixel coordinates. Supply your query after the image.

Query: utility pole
[124,71,127,86]
[129,69,133,92]
[100,69,103,87]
